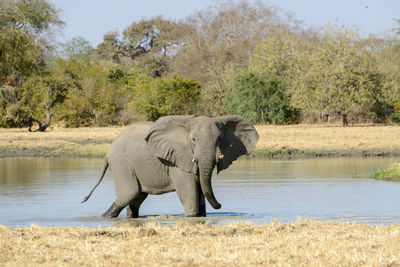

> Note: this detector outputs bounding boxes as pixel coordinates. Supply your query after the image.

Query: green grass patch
[371,163,400,181]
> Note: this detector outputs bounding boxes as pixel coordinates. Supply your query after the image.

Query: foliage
[171,1,299,116]
[390,113,400,124]
[0,0,63,128]
[1,1,400,128]
[281,25,388,125]
[250,30,311,82]
[0,0,62,86]
[371,163,400,181]
[96,16,188,77]
[53,59,127,127]
[131,76,201,121]
[61,36,94,61]
[225,70,299,124]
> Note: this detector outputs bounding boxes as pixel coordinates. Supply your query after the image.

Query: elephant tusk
[192,158,197,162]
[218,155,224,160]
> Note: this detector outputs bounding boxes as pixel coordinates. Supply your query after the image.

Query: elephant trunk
[198,158,221,210]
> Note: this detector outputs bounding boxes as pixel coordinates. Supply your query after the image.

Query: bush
[225,70,299,124]
[372,163,400,181]
[390,112,400,124]
[131,76,201,121]
[54,60,125,127]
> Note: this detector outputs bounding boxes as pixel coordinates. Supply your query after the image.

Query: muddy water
[1,157,400,227]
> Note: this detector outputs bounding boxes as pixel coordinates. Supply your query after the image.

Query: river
[1,157,399,227]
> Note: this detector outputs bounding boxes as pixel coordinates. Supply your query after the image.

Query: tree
[95,17,188,77]
[225,70,299,124]
[95,31,121,62]
[0,0,62,86]
[24,74,69,131]
[289,25,388,125]
[55,59,126,127]
[0,0,63,128]
[61,36,94,61]
[171,0,300,115]
[375,19,400,123]
[250,29,312,82]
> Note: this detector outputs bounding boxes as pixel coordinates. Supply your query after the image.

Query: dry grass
[254,124,400,157]
[1,124,400,158]
[1,220,400,266]
[0,127,124,157]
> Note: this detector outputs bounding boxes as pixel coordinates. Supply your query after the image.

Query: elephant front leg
[198,186,206,217]
[170,167,200,217]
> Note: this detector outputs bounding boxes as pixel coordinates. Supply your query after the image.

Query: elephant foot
[102,202,123,218]
[186,214,201,218]
[126,205,139,218]
[199,204,206,217]
[186,214,206,218]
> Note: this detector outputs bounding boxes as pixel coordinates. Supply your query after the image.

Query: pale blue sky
[49,0,399,47]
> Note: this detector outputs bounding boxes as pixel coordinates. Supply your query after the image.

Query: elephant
[82,115,258,218]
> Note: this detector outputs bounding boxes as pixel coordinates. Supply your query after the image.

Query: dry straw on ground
[1,220,400,266]
[1,124,400,157]
[255,124,400,156]
[0,127,123,157]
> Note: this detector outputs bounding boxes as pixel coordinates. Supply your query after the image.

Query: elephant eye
[217,136,223,144]
[191,137,196,142]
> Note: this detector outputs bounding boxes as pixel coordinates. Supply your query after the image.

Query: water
[1,157,400,227]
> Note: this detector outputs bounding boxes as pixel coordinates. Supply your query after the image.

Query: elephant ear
[215,115,259,173]
[145,115,195,173]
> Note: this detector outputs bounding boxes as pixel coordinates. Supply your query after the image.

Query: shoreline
[1,147,400,159]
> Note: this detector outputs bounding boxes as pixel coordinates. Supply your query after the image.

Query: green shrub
[390,112,400,124]
[225,70,299,124]
[131,76,201,121]
[53,60,125,127]
[372,163,400,181]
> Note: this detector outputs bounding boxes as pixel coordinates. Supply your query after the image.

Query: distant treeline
[1,0,400,129]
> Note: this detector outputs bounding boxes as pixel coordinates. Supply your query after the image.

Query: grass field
[1,220,400,266]
[0,126,122,158]
[255,124,400,157]
[1,124,400,158]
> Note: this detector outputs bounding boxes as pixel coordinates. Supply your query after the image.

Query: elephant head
[145,115,259,210]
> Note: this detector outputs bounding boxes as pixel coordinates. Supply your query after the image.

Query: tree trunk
[342,113,348,126]
[28,104,52,132]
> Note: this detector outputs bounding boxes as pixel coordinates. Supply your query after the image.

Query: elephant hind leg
[102,202,124,218]
[110,165,141,214]
[126,192,148,218]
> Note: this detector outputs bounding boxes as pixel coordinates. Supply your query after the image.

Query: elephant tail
[81,159,109,203]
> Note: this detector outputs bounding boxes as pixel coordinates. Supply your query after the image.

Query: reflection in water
[0,157,399,227]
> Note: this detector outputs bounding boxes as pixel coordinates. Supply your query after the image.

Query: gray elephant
[82,115,258,218]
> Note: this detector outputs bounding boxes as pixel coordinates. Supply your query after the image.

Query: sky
[49,0,400,47]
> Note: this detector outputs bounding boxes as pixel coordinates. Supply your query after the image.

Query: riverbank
[1,220,400,266]
[1,124,400,158]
